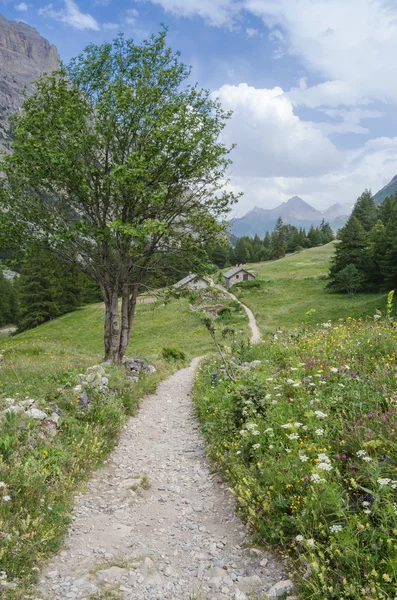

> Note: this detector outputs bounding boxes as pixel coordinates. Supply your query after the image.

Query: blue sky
[3,0,397,215]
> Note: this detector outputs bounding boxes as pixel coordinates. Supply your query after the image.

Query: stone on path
[36,358,287,599]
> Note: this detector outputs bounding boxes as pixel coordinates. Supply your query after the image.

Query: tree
[0,270,17,326]
[17,253,58,332]
[320,219,334,243]
[271,217,286,259]
[1,31,237,362]
[328,216,368,289]
[333,264,364,297]
[351,189,378,232]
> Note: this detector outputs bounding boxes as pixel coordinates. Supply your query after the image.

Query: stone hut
[174,273,210,291]
[223,266,256,289]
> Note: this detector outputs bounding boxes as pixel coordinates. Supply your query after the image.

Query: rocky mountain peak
[0,14,60,151]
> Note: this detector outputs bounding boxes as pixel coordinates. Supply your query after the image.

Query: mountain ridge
[0,13,59,151]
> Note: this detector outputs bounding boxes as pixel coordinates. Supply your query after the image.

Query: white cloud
[102,22,120,30]
[246,27,258,37]
[38,0,100,30]
[213,83,342,178]
[15,2,28,11]
[141,0,241,26]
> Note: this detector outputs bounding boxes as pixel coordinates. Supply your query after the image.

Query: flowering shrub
[194,317,397,599]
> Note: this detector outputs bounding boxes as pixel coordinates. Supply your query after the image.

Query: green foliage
[232,279,264,290]
[1,29,237,361]
[195,317,397,599]
[329,191,397,293]
[0,269,17,326]
[161,346,186,361]
[332,264,364,297]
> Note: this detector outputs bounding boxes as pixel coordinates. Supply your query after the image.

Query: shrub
[161,346,186,361]
[232,279,263,290]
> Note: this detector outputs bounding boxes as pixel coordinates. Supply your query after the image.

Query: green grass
[228,242,388,334]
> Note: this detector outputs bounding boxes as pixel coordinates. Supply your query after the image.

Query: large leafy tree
[0,31,237,362]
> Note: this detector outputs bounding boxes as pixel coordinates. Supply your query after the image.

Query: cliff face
[0,14,60,151]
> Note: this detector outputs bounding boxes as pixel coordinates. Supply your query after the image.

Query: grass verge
[194,316,397,599]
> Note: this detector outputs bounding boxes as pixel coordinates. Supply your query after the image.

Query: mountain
[230,196,351,238]
[373,175,397,205]
[0,14,59,151]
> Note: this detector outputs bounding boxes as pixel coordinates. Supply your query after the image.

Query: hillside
[373,174,397,204]
[0,14,59,151]
[230,196,350,237]
[228,242,387,333]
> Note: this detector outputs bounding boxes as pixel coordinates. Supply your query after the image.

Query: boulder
[267,579,294,599]
[25,408,47,420]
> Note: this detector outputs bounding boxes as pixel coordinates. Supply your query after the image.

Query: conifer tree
[271,217,287,259]
[328,216,369,289]
[351,189,378,231]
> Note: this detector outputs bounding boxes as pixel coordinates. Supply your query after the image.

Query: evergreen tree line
[0,246,101,330]
[328,190,397,294]
[208,217,335,267]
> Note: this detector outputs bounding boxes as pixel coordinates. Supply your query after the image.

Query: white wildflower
[377,478,391,487]
[268,444,274,449]
[265,394,272,399]
[287,433,299,440]
[292,382,301,387]
[285,448,292,453]
[315,428,324,436]
[294,422,303,427]
[318,462,333,471]
[287,379,294,384]
[295,535,304,542]
[318,453,330,462]
[363,456,373,462]
[264,428,273,434]
[252,443,261,450]
[2,496,11,502]
[281,423,293,429]
[322,322,331,328]
[338,383,345,388]
[330,524,342,533]
[356,450,367,457]
[363,509,372,514]
[276,393,282,397]
[306,539,315,547]
[271,400,278,405]
[311,474,326,483]
[314,410,328,418]
[330,367,338,373]
[0,482,6,489]
[299,455,309,462]
[362,501,370,507]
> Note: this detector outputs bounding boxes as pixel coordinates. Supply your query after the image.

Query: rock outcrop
[0,14,59,151]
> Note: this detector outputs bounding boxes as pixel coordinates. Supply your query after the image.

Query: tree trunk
[118,283,138,363]
[103,289,121,362]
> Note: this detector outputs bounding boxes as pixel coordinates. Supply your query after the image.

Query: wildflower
[315,428,324,436]
[356,450,367,457]
[271,400,278,405]
[287,433,299,440]
[311,474,326,484]
[252,444,261,450]
[2,496,11,502]
[281,424,293,429]
[265,394,272,399]
[330,524,342,533]
[318,462,333,471]
[0,482,6,489]
[330,367,338,373]
[299,455,309,462]
[306,538,315,547]
[318,453,330,462]
[314,410,328,418]
[268,445,274,449]
[363,509,371,514]
[287,379,294,384]
[377,478,391,487]
[285,448,292,453]
[264,428,273,434]
[322,322,331,328]
[292,382,301,387]
[295,535,304,542]
[363,456,373,462]
[362,501,370,507]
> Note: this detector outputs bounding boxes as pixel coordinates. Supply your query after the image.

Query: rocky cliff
[0,14,59,151]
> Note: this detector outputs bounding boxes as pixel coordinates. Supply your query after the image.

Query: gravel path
[37,358,285,600]
[214,286,261,344]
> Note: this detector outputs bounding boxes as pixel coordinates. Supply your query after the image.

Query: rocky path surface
[37,358,288,600]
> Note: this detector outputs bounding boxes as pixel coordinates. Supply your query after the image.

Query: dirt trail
[214,285,261,344]
[37,358,285,600]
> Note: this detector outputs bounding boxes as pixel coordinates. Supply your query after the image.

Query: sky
[3,0,397,217]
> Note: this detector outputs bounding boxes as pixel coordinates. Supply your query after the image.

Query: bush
[161,346,186,361]
[194,317,397,599]
[232,279,263,290]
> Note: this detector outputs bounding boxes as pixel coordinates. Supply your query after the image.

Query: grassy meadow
[229,242,389,334]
